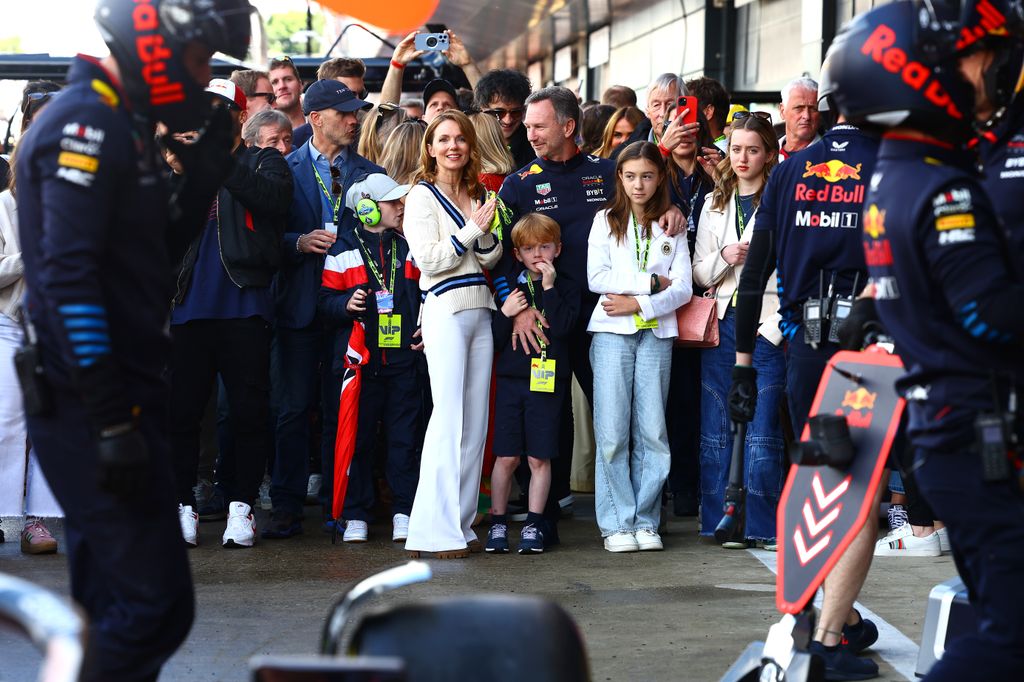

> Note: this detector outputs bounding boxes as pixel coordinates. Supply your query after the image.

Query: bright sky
[0,0,325,56]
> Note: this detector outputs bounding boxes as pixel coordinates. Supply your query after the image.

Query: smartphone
[677,95,699,125]
[414,32,449,51]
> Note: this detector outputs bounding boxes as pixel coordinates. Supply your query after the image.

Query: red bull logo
[864,204,886,239]
[861,23,963,120]
[957,0,1009,52]
[518,163,543,180]
[842,388,877,411]
[802,160,862,183]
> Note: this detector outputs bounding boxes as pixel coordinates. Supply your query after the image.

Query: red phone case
[678,96,698,125]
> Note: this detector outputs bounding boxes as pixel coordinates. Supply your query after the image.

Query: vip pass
[524,276,556,392]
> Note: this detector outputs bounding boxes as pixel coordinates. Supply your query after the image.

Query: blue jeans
[591,329,673,537]
[699,310,786,541]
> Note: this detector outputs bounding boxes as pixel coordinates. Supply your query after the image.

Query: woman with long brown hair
[469,112,515,192]
[586,141,692,553]
[379,120,426,187]
[692,113,785,548]
[595,106,644,158]
[402,110,502,558]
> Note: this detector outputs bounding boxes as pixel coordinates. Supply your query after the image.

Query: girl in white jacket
[587,141,691,553]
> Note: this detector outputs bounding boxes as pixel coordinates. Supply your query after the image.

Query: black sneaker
[485,523,509,553]
[261,511,304,539]
[842,613,878,654]
[197,486,226,522]
[518,523,544,555]
[807,641,879,681]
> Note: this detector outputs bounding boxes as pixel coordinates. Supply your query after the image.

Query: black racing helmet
[95,0,254,132]
[949,0,1024,125]
[826,0,975,141]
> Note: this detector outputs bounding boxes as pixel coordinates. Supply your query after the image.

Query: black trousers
[169,317,272,507]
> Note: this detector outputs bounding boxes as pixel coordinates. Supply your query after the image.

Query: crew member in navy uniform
[828,3,1024,680]
[14,1,253,680]
[729,62,882,681]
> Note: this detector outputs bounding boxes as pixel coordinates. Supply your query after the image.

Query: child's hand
[536,261,556,289]
[602,294,641,317]
[346,288,368,314]
[501,290,528,317]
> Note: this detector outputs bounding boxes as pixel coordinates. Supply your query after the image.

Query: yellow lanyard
[311,161,341,220]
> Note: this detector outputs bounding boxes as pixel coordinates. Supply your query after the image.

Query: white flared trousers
[405,297,492,552]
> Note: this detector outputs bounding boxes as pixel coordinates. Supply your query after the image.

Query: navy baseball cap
[302,80,372,116]
[423,78,457,108]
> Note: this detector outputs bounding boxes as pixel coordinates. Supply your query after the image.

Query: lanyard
[311,161,342,220]
[734,193,749,241]
[355,232,397,292]
[632,213,652,271]
[523,275,548,357]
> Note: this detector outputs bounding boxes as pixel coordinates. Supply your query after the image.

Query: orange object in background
[317,0,440,33]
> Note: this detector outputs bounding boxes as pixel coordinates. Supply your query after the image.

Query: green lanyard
[523,275,547,357]
[734,193,749,240]
[355,232,397,292]
[632,213,652,271]
[311,161,342,220]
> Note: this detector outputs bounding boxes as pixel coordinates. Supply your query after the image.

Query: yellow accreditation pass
[378,314,402,348]
[633,313,659,330]
[530,358,557,393]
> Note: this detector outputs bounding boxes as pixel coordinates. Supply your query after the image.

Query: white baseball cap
[206,78,247,111]
[347,174,411,217]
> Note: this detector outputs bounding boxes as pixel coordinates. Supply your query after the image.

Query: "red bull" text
[794,183,865,203]
[133,0,185,107]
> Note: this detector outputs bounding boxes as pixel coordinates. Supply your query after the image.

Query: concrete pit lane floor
[0,496,953,681]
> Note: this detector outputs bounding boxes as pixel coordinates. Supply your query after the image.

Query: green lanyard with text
[632,213,652,271]
[734,193,749,240]
[524,275,548,359]
[355,232,397,292]
[312,161,342,221]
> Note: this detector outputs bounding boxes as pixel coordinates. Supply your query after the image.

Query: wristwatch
[651,273,661,294]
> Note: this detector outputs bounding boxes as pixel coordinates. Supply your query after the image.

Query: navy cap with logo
[302,79,372,116]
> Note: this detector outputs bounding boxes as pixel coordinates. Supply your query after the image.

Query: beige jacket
[692,190,782,346]
[0,190,25,322]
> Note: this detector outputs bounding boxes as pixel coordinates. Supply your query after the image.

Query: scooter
[251,560,592,681]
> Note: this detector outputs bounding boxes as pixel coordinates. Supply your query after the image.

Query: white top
[586,208,692,338]
[0,190,24,322]
[692,190,782,346]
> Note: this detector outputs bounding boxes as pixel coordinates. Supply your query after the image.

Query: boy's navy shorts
[493,377,568,460]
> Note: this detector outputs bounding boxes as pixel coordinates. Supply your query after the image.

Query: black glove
[837,297,884,351]
[96,422,150,497]
[728,365,758,424]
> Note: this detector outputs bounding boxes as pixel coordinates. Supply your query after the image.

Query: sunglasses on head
[731,110,772,123]
[485,107,524,120]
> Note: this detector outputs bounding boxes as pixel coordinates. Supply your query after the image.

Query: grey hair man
[645,72,688,143]
[242,108,293,155]
[778,76,821,160]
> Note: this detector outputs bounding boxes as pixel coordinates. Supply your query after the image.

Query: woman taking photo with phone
[402,110,501,558]
[587,141,692,553]
[692,113,785,548]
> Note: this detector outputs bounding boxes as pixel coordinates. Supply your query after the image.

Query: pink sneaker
[21,519,58,555]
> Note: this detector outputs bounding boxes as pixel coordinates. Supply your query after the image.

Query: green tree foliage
[266,11,325,57]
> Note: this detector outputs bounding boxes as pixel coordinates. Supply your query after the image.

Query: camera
[790,414,856,468]
[415,32,449,52]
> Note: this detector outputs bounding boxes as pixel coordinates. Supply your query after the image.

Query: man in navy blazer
[266,80,382,538]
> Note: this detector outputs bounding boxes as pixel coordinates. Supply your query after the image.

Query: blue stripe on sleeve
[57,304,106,316]
[450,235,467,256]
[69,331,111,343]
[63,318,108,330]
[72,344,112,357]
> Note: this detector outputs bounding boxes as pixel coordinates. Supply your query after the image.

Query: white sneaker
[874,524,940,557]
[306,473,323,504]
[392,514,410,542]
[936,527,951,554]
[179,504,198,548]
[603,531,639,553]
[636,529,664,551]
[222,501,256,548]
[343,519,369,543]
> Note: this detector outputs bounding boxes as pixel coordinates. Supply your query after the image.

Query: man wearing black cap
[165,78,292,549]
[266,80,384,538]
[423,78,459,123]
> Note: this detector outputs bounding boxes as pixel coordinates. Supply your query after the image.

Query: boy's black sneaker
[807,641,879,681]
[261,510,304,539]
[518,523,544,554]
[842,613,878,654]
[485,523,509,553]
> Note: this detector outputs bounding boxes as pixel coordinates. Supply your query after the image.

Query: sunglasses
[731,110,772,123]
[23,91,58,112]
[485,107,524,121]
[329,165,341,196]
[251,91,276,104]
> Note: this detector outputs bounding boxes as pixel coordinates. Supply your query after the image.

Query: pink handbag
[675,290,719,348]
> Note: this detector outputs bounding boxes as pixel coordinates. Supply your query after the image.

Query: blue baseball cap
[302,80,372,116]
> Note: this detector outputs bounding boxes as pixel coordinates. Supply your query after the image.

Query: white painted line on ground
[746,548,920,681]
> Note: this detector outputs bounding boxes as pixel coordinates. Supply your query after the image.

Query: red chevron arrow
[794,527,831,566]
[811,472,851,510]
[802,499,841,537]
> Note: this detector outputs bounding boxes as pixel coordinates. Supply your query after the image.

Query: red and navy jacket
[16,56,183,397]
[974,98,1024,267]
[494,151,615,303]
[318,224,421,372]
[736,124,877,351]
[865,135,1024,448]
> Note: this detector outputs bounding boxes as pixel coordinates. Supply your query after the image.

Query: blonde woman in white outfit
[403,110,501,558]
[692,114,785,546]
